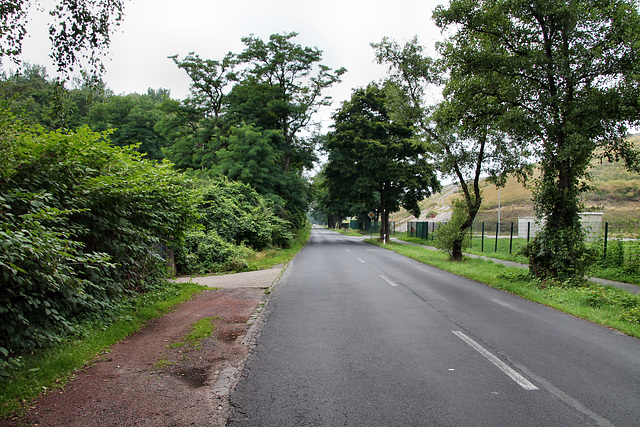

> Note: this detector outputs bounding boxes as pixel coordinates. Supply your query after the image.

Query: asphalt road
[228,228,640,426]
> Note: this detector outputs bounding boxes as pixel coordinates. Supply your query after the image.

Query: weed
[153,357,176,369]
[167,342,185,349]
[184,317,218,349]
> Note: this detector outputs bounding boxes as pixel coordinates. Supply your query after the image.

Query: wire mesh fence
[408,220,640,270]
[344,220,396,235]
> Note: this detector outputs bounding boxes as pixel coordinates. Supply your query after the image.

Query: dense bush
[0,109,196,372]
[433,200,471,260]
[175,178,294,275]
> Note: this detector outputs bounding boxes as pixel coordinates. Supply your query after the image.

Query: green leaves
[324,82,440,239]
[0,109,196,364]
[175,177,293,275]
[1,0,125,77]
[168,32,346,227]
[435,0,640,279]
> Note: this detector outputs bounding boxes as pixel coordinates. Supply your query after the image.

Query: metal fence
[408,220,640,262]
[346,220,396,235]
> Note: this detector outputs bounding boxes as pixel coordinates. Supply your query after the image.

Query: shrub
[196,178,293,250]
[433,199,471,260]
[176,230,252,274]
[0,109,196,369]
[174,178,293,275]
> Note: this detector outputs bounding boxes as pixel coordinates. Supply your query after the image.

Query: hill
[391,134,640,230]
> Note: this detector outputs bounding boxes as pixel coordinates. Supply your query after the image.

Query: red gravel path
[2,287,267,427]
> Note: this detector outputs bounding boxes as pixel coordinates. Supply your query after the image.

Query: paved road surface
[228,229,640,426]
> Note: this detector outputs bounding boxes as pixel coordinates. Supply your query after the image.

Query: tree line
[314,0,640,286]
[0,28,345,373]
[1,31,345,229]
[3,0,640,374]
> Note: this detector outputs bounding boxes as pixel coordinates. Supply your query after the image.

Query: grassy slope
[393,134,640,225]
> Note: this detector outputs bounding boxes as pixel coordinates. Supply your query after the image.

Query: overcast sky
[16,0,447,127]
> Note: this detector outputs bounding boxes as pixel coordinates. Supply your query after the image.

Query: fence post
[509,222,514,254]
[481,222,485,252]
[603,221,609,260]
[527,222,531,243]
[495,221,499,252]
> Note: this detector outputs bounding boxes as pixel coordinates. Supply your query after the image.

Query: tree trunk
[381,211,391,244]
[530,152,587,281]
[378,191,391,244]
[451,238,464,261]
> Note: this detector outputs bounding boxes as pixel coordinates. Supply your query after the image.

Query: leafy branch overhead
[1,0,126,75]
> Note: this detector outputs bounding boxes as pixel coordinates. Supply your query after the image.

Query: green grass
[591,266,640,286]
[403,233,529,262]
[165,316,218,351]
[0,281,208,420]
[335,228,367,237]
[246,226,311,271]
[467,237,529,263]
[183,317,217,349]
[367,240,640,339]
[0,226,312,420]
[153,356,177,369]
[400,234,640,285]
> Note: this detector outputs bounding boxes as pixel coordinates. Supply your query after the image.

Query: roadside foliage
[0,109,196,374]
[176,177,293,275]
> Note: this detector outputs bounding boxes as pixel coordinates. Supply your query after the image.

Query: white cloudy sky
[15,0,448,125]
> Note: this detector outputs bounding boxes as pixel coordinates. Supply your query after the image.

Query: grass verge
[368,240,640,339]
[0,281,208,420]
[246,226,311,271]
[398,235,640,285]
[334,228,368,237]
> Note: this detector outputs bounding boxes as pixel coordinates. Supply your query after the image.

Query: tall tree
[163,52,237,167]
[169,52,236,122]
[86,89,171,160]
[167,32,346,228]
[237,32,346,173]
[325,82,440,243]
[373,36,530,260]
[434,0,640,280]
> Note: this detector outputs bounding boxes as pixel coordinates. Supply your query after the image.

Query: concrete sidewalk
[391,237,640,295]
[172,266,284,289]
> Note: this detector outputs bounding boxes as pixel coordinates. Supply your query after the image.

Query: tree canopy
[434,0,640,280]
[166,32,346,228]
[373,36,531,260]
[324,82,440,242]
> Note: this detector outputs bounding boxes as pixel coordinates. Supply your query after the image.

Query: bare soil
[1,287,267,427]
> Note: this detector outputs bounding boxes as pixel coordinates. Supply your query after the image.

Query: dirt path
[1,278,273,426]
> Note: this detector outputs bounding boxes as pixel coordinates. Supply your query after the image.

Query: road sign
[368,211,374,219]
